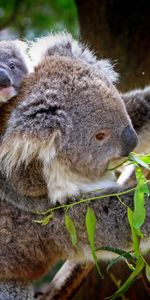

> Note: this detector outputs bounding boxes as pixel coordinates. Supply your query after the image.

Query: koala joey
[0,33,138,209]
[0,33,148,299]
[0,40,32,104]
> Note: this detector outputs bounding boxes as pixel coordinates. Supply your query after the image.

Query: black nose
[121,125,138,157]
[0,69,11,88]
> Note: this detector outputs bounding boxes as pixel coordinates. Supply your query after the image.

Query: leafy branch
[35,152,150,299]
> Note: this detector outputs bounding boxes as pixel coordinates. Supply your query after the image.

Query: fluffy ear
[13,40,33,73]
[93,59,119,84]
[143,86,150,104]
[29,32,95,66]
[0,100,68,176]
[29,32,118,84]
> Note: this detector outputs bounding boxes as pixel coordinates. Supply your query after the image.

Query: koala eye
[95,130,110,141]
[9,62,16,70]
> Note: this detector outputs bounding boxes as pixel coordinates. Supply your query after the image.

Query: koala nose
[121,125,138,157]
[0,69,11,88]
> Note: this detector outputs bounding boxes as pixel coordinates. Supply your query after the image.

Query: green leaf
[34,213,53,225]
[134,153,150,165]
[128,153,150,171]
[96,246,133,260]
[107,253,134,272]
[135,167,149,195]
[132,168,147,235]
[65,214,78,249]
[107,257,145,299]
[146,264,150,282]
[97,247,134,273]
[96,247,133,271]
[86,207,103,277]
[127,208,140,258]
[133,188,146,230]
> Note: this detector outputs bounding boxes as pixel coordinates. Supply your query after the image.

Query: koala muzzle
[0,69,11,88]
[121,125,138,157]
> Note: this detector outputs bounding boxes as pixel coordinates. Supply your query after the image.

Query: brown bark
[76,0,150,91]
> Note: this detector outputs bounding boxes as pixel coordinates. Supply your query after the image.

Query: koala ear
[93,59,119,84]
[0,101,67,176]
[143,86,150,104]
[29,32,119,84]
[29,32,71,66]
[13,40,33,73]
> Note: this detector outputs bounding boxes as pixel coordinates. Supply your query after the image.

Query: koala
[0,40,32,104]
[0,34,138,209]
[30,33,150,155]
[0,33,148,299]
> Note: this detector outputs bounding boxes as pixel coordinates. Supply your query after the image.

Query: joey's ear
[0,101,68,176]
[13,40,33,73]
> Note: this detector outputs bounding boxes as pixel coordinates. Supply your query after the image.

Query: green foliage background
[0,0,79,39]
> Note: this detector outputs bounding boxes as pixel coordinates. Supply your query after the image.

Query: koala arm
[122,86,150,154]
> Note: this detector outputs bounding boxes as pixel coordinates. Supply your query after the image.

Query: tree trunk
[76,0,150,91]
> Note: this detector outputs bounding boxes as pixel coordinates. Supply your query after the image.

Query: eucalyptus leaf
[146,264,150,282]
[128,153,150,171]
[127,208,140,258]
[96,246,133,260]
[65,214,78,249]
[86,207,102,277]
[107,257,145,299]
[34,213,53,225]
[133,168,147,235]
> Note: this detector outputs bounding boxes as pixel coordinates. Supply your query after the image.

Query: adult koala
[0,33,137,208]
[0,33,148,299]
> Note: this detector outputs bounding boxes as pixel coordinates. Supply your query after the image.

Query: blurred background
[0,0,79,39]
[0,0,150,299]
[0,0,150,91]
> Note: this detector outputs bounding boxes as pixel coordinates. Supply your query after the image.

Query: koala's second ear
[0,102,69,176]
[93,59,119,84]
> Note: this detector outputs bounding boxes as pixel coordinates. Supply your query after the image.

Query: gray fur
[122,86,150,154]
[0,282,33,300]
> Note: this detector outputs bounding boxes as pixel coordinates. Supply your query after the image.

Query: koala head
[0,40,32,103]
[0,34,137,204]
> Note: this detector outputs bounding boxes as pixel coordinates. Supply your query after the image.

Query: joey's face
[0,42,29,103]
[0,56,138,202]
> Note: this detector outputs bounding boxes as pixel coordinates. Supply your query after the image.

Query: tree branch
[40,261,94,300]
